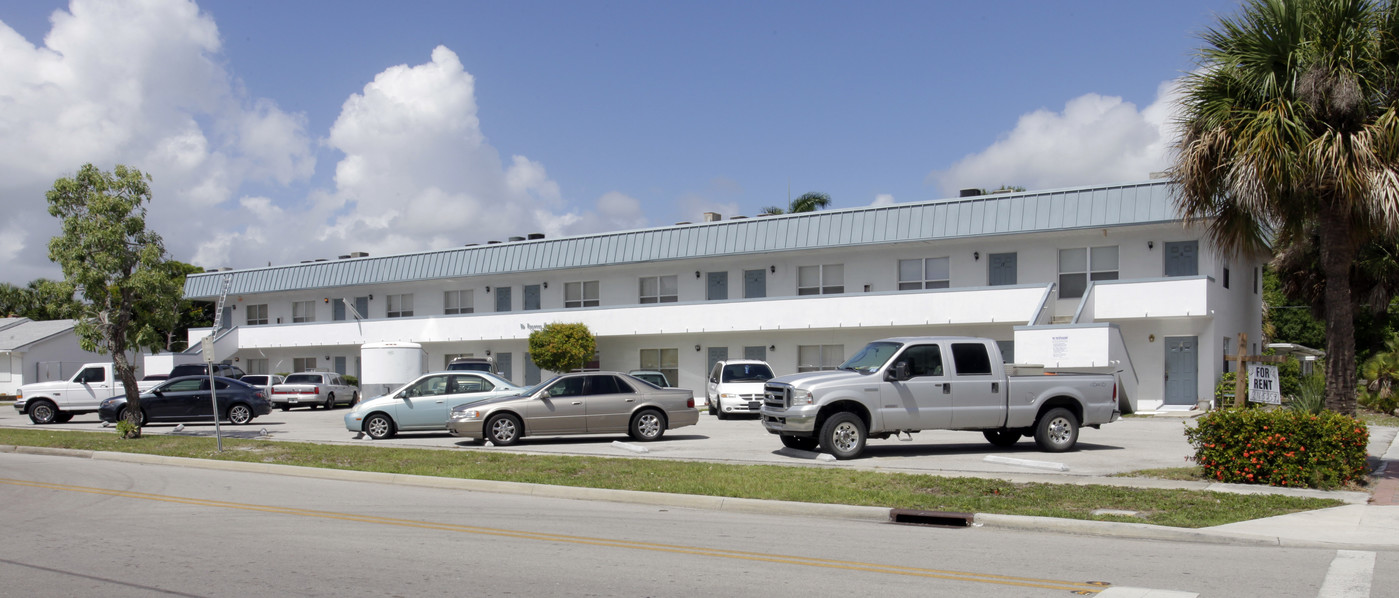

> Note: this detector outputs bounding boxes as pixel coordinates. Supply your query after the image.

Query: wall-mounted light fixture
[233,356,240,362]
[694,344,701,351]
[695,271,701,278]
[368,294,373,300]
[324,355,331,361]
[769,345,775,352]
[974,251,980,261]
[1148,241,1155,250]
[485,286,491,293]
[542,281,548,289]
[323,297,329,303]
[769,265,776,274]
[485,349,492,356]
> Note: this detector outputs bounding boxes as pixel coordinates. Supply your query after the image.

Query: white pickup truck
[270,371,359,411]
[760,336,1120,459]
[14,362,160,424]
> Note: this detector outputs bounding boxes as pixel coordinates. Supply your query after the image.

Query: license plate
[747,401,761,410]
[289,398,299,403]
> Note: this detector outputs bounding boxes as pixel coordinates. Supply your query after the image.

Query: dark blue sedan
[99,376,272,426]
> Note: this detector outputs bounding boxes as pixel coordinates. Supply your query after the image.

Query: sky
[0,0,1242,284]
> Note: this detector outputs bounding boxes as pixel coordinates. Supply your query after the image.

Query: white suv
[706,359,776,419]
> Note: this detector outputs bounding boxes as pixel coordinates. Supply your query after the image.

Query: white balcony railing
[190,284,1056,350]
[1074,276,1213,323]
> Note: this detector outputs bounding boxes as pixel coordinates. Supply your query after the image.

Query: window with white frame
[1058,246,1118,299]
[798,344,844,372]
[638,348,679,388]
[639,275,678,304]
[898,257,950,290]
[245,358,268,375]
[387,293,414,318]
[292,300,316,323]
[246,304,269,326]
[445,290,474,314]
[797,264,844,295]
[293,357,317,372]
[565,281,600,308]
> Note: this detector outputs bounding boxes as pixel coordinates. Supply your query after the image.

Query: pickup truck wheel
[485,413,522,446]
[779,435,818,451]
[982,429,1021,448]
[364,413,395,440]
[227,404,254,425]
[819,412,867,460]
[27,400,58,424]
[1034,408,1079,453]
[629,409,666,441]
[324,394,336,410]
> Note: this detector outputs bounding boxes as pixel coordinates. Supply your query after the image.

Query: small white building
[0,318,113,395]
[183,180,1265,412]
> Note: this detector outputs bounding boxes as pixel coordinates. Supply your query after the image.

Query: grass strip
[0,428,1341,528]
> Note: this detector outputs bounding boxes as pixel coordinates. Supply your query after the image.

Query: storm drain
[888,508,974,528]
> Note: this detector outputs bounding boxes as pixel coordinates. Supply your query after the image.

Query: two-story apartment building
[181,180,1266,412]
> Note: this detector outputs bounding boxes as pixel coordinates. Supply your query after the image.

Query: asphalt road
[0,402,1205,478]
[5,452,1392,598]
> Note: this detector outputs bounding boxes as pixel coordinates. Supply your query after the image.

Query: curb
[4,444,1390,550]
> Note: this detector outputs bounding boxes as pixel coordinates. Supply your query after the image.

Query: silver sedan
[447,372,698,445]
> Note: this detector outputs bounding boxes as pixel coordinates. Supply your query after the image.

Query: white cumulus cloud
[931,80,1181,195]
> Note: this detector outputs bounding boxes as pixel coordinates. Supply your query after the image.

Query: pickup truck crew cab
[14,362,159,424]
[761,337,1120,459]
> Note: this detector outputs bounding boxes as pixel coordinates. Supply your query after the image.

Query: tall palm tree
[761,191,832,215]
[1173,0,1399,414]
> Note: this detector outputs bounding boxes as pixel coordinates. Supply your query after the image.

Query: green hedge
[1185,408,1369,489]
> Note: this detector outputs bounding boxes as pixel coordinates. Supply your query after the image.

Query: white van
[706,359,776,419]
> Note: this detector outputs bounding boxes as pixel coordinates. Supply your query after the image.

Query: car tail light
[687,398,695,408]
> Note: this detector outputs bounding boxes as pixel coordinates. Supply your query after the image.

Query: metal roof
[0,318,77,351]
[185,180,1177,298]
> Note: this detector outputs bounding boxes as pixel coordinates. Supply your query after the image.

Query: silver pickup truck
[761,336,1120,459]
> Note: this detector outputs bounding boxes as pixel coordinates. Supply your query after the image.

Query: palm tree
[761,191,832,215]
[1172,0,1399,415]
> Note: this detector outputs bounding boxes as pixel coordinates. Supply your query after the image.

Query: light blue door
[1164,337,1199,406]
[1165,241,1198,277]
[744,269,766,298]
[988,253,1017,286]
[495,287,512,312]
[707,272,728,300]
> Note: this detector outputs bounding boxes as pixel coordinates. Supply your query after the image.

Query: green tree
[761,191,832,215]
[1172,0,1399,415]
[47,164,182,438]
[155,261,214,352]
[1360,335,1399,414]
[0,278,82,320]
[527,323,597,374]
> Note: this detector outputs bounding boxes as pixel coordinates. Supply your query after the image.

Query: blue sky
[0,0,1239,284]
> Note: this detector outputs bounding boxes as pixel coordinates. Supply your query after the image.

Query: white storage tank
[359,342,427,399]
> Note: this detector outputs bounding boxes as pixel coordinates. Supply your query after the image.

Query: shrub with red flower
[1184,408,1368,489]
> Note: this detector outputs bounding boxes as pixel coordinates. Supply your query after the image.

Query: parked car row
[97,375,272,426]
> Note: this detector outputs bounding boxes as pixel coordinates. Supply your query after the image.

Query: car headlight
[452,409,482,420]
[790,389,814,406]
[719,393,738,399]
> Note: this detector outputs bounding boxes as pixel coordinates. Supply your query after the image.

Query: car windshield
[722,364,774,382]
[284,374,322,384]
[839,341,903,373]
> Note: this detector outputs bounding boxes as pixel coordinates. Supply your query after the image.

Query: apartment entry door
[1164,336,1199,407]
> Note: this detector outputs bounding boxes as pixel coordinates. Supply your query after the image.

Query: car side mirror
[152,390,164,397]
[537,391,552,400]
[885,362,910,382]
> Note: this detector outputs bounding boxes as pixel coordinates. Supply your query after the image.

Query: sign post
[201,336,223,452]
[1224,333,1288,408]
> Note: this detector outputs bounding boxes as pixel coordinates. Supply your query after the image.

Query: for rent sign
[1248,364,1281,405]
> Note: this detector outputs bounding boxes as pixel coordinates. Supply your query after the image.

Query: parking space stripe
[1317,550,1374,598]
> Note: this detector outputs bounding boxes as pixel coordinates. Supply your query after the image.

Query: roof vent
[527,233,545,240]
[314,258,327,262]
[300,260,313,264]
[959,188,984,197]
[219,267,233,271]
[487,240,501,244]
[508,236,525,242]
[730,215,748,220]
[674,221,691,226]
[350,251,369,258]
[464,243,479,247]
[703,212,721,222]
[338,254,351,260]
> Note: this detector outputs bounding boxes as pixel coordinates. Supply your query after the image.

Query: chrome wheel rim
[1047,417,1072,445]
[491,418,517,443]
[637,413,661,438]
[367,416,390,438]
[230,405,251,424]
[33,404,54,423]
[831,421,860,452]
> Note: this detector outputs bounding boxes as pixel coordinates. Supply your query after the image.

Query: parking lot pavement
[0,404,1204,479]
